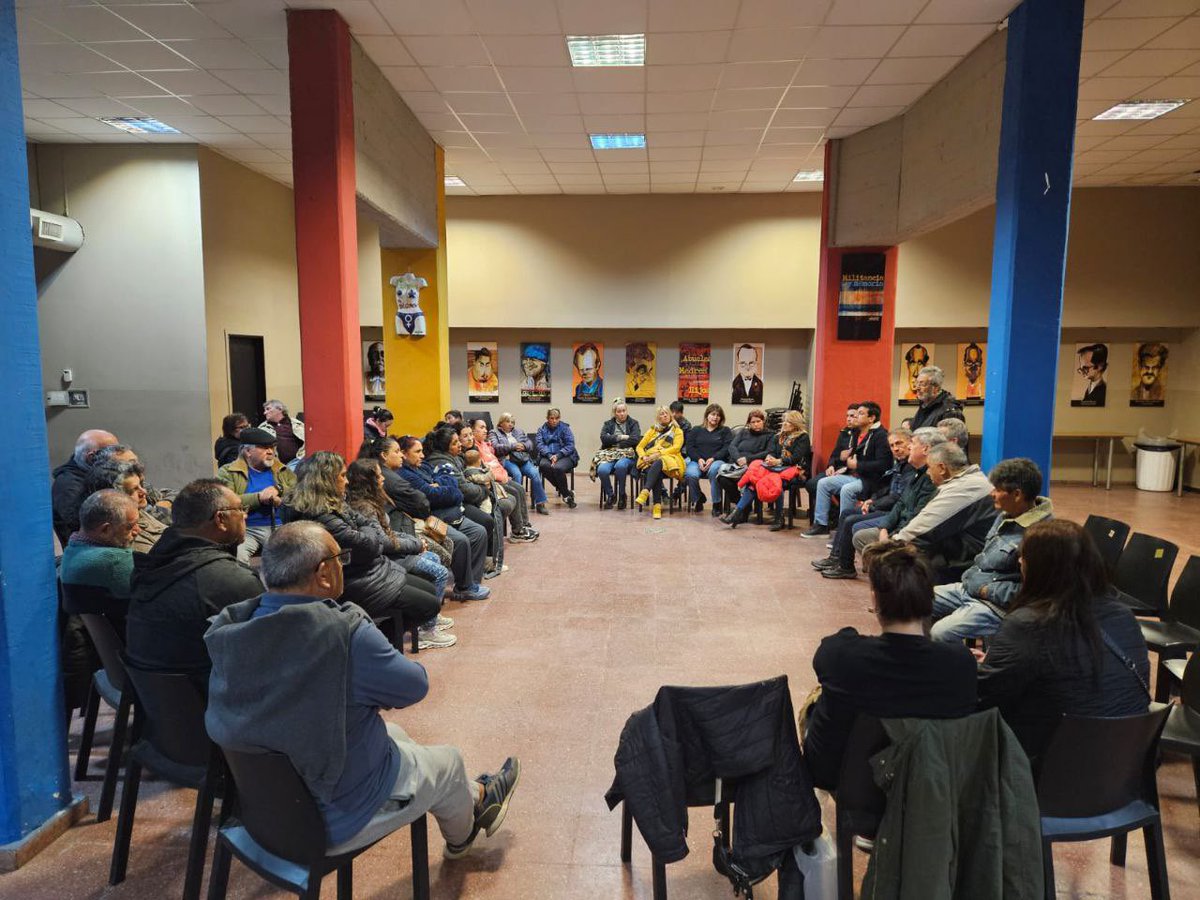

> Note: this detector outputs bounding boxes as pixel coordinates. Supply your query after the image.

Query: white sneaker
[854,836,875,852]
[418,628,457,649]
[435,614,454,631]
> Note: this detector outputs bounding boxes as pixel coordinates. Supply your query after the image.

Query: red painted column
[287,9,361,459]
[810,144,898,469]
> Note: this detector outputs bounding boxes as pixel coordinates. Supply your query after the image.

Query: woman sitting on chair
[721,410,811,530]
[595,400,642,509]
[633,406,685,520]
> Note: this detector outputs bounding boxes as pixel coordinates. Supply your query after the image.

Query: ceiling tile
[431,130,477,148]
[530,132,590,148]
[849,83,927,107]
[189,94,271,116]
[808,25,905,59]
[594,147,648,161]
[832,106,905,127]
[548,162,600,174]
[376,0,474,34]
[794,57,879,85]
[1082,18,1181,51]
[405,35,490,67]
[382,66,437,93]
[25,6,148,42]
[583,113,646,131]
[475,132,535,148]
[444,92,513,115]
[419,112,465,131]
[465,0,561,34]
[1127,115,1199,134]
[22,98,81,118]
[167,38,273,70]
[709,109,773,129]
[782,84,857,107]
[866,56,959,84]
[209,68,287,94]
[1158,132,1200,148]
[647,64,723,92]
[699,159,750,173]
[84,40,189,70]
[1100,133,1170,150]
[648,0,737,33]
[399,91,451,113]
[646,90,713,113]
[18,42,114,74]
[1105,0,1200,17]
[541,148,596,162]
[646,111,710,130]
[577,93,644,115]
[916,0,1019,24]
[651,172,699,184]
[648,145,702,160]
[285,1,391,35]
[649,159,698,172]
[761,125,824,143]
[1123,147,1188,163]
[644,130,705,146]
[1076,76,1166,100]
[116,5,233,40]
[145,70,239,95]
[460,113,525,133]
[482,35,570,67]
[246,39,289,68]
[573,68,647,92]
[353,36,416,66]
[520,113,585,132]
[727,27,817,62]
[109,95,199,118]
[827,0,927,26]
[705,129,761,146]
[598,160,649,173]
[647,31,732,65]
[500,161,553,176]
[1078,148,1136,163]
[509,92,580,115]
[736,0,827,27]
[496,66,574,93]
[556,0,649,34]
[1145,15,1200,49]
[712,87,783,110]
[195,2,286,41]
[1079,50,1128,77]
[1150,75,1200,95]
[772,107,839,127]
[1101,48,1200,77]
[889,23,996,57]
[719,61,800,90]
[55,96,141,117]
[426,67,503,92]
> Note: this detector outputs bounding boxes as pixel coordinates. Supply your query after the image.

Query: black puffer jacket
[911,389,965,431]
[280,504,406,617]
[382,465,430,519]
[52,457,90,544]
[605,676,821,874]
[425,450,487,507]
[728,428,774,464]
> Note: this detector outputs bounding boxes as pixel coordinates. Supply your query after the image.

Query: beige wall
[445,194,822,329]
[199,149,302,446]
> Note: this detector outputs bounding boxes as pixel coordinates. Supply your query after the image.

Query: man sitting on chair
[204,522,521,858]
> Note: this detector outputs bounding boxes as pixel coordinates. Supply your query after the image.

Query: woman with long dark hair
[280,451,453,649]
[423,426,501,577]
[721,409,811,530]
[977,519,1150,765]
[214,413,249,467]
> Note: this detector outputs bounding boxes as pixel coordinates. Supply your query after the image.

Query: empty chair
[1139,555,1200,701]
[1083,514,1130,575]
[75,610,134,823]
[207,747,430,900]
[1037,709,1172,900]
[110,665,222,900]
[1159,652,1200,825]
[60,581,123,784]
[1114,533,1179,619]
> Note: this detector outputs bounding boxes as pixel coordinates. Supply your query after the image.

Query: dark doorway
[228,334,266,422]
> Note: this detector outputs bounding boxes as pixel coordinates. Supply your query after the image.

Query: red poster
[678,342,710,403]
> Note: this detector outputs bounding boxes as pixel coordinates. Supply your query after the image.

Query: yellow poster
[624,341,656,403]
[898,342,931,406]
[955,342,985,405]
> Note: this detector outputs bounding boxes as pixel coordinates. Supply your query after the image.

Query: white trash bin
[1134,444,1178,492]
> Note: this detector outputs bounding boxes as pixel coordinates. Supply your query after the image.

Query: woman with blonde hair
[721,409,811,530]
[633,405,686,520]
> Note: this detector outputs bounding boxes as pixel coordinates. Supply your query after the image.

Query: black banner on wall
[837,252,886,341]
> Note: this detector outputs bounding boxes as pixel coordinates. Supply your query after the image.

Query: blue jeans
[503,458,546,505]
[814,473,862,526]
[735,484,785,515]
[931,584,1005,643]
[683,459,725,505]
[408,551,449,600]
[597,456,634,500]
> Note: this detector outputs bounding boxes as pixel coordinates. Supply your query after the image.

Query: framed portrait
[572,341,603,403]
[363,340,385,401]
[898,342,931,406]
[624,341,656,404]
[955,342,985,405]
[731,342,764,405]
[1130,342,1168,407]
[678,342,710,403]
[1070,342,1109,408]
[466,342,499,403]
[519,342,551,403]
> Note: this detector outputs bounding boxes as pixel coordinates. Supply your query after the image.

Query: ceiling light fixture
[793,170,824,182]
[567,34,645,67]
[1092,99,1189,121]
[590,133,646,150]
[444,176,467,187]
[100,117,180,134]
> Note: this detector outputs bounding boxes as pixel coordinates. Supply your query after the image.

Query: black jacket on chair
[605,676,821,872]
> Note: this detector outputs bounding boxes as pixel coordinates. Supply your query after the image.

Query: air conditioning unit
[30,209,84,252]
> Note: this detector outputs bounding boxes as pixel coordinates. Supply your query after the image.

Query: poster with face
[955,342,985,405]
[678,342,711,403]
[731,342,764,405]
[363,340,385,401]
[466,342,499,402]
[572,341,603,403]
[519,342,551,403]
[624,341,656,403]
[899,343,931,406]
[1070,342,1109,407]
[1130,342,1169,407]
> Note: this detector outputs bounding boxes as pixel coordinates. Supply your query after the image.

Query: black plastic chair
[1037,708,1172,900]
[207,748,430,900]
[1114,533,1179,619]
[832,716,889,900]
[1139,555,1200,701]
[619,783,730,900]
[60,582,125,782]
[374,614,420,655]
[110,664,223,900]
[76,611,134,822]
[1083,514,1131,576]
[1159,652,1200,825]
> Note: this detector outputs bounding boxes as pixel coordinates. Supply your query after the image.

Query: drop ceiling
[16,0,1200,195]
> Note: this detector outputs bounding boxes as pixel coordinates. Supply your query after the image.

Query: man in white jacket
[893,443,994,544]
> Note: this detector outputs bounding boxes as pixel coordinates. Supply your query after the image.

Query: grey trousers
[851,526,883,556]
[236,525,272,563]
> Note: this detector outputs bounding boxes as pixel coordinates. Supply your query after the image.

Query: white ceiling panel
[1083,18,1182,52]
[648,0,738,34]
[647,64,723,92]
[916,1,1020,25]
[646,31,732,65]
[1100,48,1200,77]
[865,56,960,84]
[576,93,645,115]
[482,34,569,67]
[890,24,996,58]
[827,0,928,27]
[808,25,905,58]
[726,27,816,62]
[116,5,234,41]
[496,66,574,92]
[645,91,713,113]
[556,0,648,34]
[443,92,514,114]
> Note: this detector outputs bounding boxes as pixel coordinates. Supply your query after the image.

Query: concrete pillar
[0,0,74,857]
[981,0,1084,480]
[287,9,362,458]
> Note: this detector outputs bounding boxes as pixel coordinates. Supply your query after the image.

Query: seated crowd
[49,364,1167,886]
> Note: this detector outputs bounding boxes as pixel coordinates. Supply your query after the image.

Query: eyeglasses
[215,506,246,517]
[317,549,353,570]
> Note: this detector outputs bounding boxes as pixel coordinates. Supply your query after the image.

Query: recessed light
[100,117,180,134]
[1093,99,1189,121]
[590,133,646,150]
[793,170,824,182]
[567,34,645,68]
[444,176,467,187]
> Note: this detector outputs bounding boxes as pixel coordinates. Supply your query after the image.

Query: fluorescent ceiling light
[444,176,467,187]
[100,116,180,134]
[1092,99,1189,121]
[793,170,824,182]
[567,34,645,67]
[590,133,646,150]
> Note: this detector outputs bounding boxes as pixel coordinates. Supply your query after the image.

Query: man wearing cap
[217,427,297,563]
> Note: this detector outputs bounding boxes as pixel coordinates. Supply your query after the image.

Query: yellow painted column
[381,145,451,436]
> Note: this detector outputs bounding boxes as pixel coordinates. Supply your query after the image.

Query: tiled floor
[3,481,1198,899]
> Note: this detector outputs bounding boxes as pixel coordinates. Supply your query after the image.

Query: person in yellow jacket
[634,406,686,520]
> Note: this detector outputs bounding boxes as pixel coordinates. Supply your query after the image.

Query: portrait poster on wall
[363,340,385,401]
[1130,341,1168,407]
[898,342,931,406]
[466,342,499,403]
[836,252,886,340]
[1071,342,1110,408]
[678,342,711,403]
[955,342,986,405]
[519,342,551,403]
[731,342,765,405]
[624,341,657,404]
[572,341,604,403]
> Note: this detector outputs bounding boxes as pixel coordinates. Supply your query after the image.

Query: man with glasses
[217,426,297,563]
[206,522,521,860]
[127,479,264,692]
[1073,343,1108,407]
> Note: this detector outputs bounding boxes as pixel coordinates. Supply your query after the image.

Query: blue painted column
[0,0,72,845]
[981,0,1084,483]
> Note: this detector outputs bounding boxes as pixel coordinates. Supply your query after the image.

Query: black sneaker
[694,497,705,513]
[616,496,627,510]
[822,564,858,580]
[600,495,613,510]
[710,506,722,518]
[444,757,521,859]
[811,555,838,570]
[800,525,830,538]
[564,493,577,509]
[534,503,550,515]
